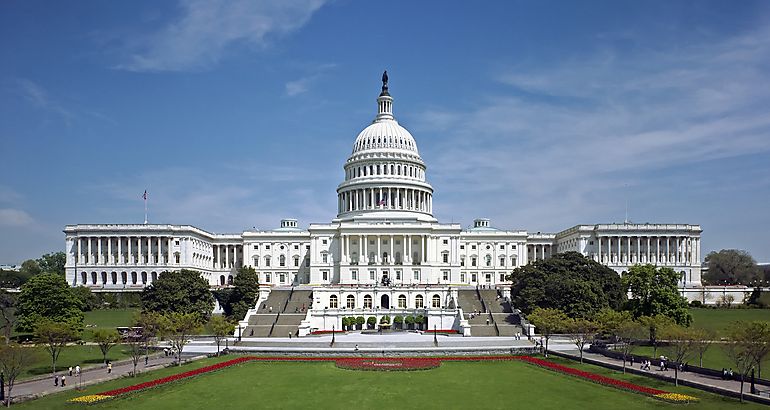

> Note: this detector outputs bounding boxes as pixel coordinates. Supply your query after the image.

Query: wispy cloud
[285,63,337,96]
[0,208,35,227]
[418,25,770,231]
[14,79,74,125]
[118,0,326,72]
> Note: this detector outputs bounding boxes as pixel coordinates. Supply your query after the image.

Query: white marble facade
[63,75,703,331]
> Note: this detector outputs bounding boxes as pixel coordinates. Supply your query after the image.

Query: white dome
[352,120,419,155]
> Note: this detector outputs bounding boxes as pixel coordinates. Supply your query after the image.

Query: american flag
[378,194,387,206]
[142,190,147,201]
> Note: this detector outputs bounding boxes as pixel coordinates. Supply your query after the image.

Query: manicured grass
[22,344,134,380]
[633,344,770,373]
[82,308,140,341]
[690,308,770,338]
[16,356,764,409]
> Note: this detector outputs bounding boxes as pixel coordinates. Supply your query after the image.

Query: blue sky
[1,1,769,264]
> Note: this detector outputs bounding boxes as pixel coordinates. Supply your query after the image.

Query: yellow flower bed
[68,394,112,404]
[654,393,699,403]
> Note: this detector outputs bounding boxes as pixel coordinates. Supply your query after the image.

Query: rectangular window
[442,253,449,263]
[265,258,271,267]
[175,240,180,246]
[471,257,477,267]
[460,245,465,250]
[253,245,258,249]
[471,245,476,250]
[280,274,286,283]
[512,244,516,249]
[589,241,594,245]
[369,270,375,280]
[294,245,299,250]
[395,270,401,280]
[306,245,310,250]
[266,245,271,250]
[442,271,449,281]
[460,273,466,282]
[294,258,299,267]
[322,271,328,281]
[500,257,505,266]
[500,273,506,282]
[500,245,505,250]
[265,273,271,283]
[413,270,420,280]
[322,254,328,263]
[351,270,357,280]
[471,273,477,282]
[443,239,448,245]
[305,258,310,267]
[460,258,465,267]
[322,239,328,245]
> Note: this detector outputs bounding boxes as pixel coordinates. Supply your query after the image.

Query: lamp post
[238,324,242,342]
[434,324,438,346]
[331,325,335,347]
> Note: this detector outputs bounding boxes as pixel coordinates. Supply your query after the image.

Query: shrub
[394,315,403,324]
[689,300,703,308]
[380,315,390,324]
[356,316,365,325]
[367,316,376,326]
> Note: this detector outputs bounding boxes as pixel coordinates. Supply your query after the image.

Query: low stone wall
[679,286,769,305]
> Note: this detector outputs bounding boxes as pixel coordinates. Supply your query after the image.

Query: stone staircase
[477,289,523,337]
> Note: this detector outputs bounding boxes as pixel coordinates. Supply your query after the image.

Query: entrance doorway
[381,294,390,309]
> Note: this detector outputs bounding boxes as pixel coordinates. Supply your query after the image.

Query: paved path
[10,354,179,402]
[550,344,770,401]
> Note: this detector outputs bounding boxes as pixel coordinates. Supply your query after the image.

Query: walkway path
[549,342,770,403]
[10,354,179,402]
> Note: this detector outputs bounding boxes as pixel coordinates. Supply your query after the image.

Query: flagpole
[144,191,148,224]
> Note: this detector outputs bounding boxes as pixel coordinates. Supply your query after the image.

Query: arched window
[499,256,505,266]
[346,295,355,309]
[364,294,373,309]
[131,272,137,284]
[101,272,107,284]
[141,272,147,284]
[485,255,492,267]
[227,275,233,285]
[329,295,338,308]
[471,256,477,267]
[253,257,259,267]
[81,272,87,284]
[220,275,225,285]
[151,272,157,282]
[279,255,286,267]
[432,294,441,308]
[398,294,407,308]
[121,272,127,284]
[382,252,388,263]
[415,295,424,308]
[111,272,117,284]
[293,256,300,267]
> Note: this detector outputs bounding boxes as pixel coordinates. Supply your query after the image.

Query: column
[390,235,394,264]
[117,237,122,265]
[646,237,650,263]
[167,237,172,264]
[376,235,381,264]
[225,245,230,268]
[157,237,162,265]
[107,237,112,264]
[96,237,102,265]
[423,235,428,263]
[87,237,93,265]
[405,234,411,263]
[665,237,670,264]
[627,236,631,263]
[597,236,602,262]
[77,237,82,264]
[128,237,133,264]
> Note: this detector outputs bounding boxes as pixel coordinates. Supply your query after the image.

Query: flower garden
[68,355,698,405]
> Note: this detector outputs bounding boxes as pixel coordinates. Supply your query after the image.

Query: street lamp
[238,324,242,342]
[330,325,336,347]
[433,324,438,346]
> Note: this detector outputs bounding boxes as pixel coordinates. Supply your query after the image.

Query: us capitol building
[64,73,703,336]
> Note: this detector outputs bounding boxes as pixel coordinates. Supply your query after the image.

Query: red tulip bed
[68,355,696,404]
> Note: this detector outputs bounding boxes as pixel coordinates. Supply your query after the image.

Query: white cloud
[0,208,35,227]
[118,0,326,72]
[14,79,74,125]
[416,25,770,232]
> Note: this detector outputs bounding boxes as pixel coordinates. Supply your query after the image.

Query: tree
[0,291,16,344]
[615,320,646,374]
[596,308,633,343]
[510,252,626,318]
[367,316,377,329]
[210,315,234,356]
[15,273,84,333]
[36,252,66,276]
[623,264,691,326]
[661,324,698,386]
[34,319,77,375]
[0,270,31,288]
[527,307,568,358]
[637,315,673,357]
[394,315,403,329]
[122,328,145,378]
[93,329,120,364]
[222,267,260,321]
[70,286,97,311]
[704,249,761,285]
[567,318,598,363]
[18,260,40,277]
[141,270,214,321]
[0,343,40,407]
[165,312,203,366]
[723,321,770,402]
[404,315,414,329]
[356,316,365,329]
[691,327,715,368]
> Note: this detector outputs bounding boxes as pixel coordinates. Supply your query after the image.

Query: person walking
[108,362,112,374]
[68,366,73,376]
[75,365,81,376]
[54,374,59,387]
[61,375,66,387]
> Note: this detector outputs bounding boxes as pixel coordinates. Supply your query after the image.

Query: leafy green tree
[34,319,77,374]
[15,273,84,333]
[141,270,214,321]
[567,317,598,363]
[210,315,235,356]
[0,269,32,288]
[356,316,365,329]
[637,315,673,357]
[164,312,203,366]
[70,286,97,311]
[615,320,646,374]
[596,308,633,343]
[405,315,415,329]
[510,252,626,318]
[660,324,698,386]
[0,291,16,344]
[691,327,715,368]
[527,307,568,357]
[36,252,66,276]
[225,267,260,321]
[18,260,41,277]
[623,264,691,326]
[704,249,761,285]
[93,328,120,364]
[367,316,376,329]
[723,321,770,402]
[0,343,41,406]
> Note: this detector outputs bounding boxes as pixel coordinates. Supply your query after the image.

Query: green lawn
[21,344,134,380]
[690,308,770,337]
[15,356,764,409]
[82,308,140,341]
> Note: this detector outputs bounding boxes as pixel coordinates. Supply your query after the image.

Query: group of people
[722,368,734,380]
[53,365,81,387]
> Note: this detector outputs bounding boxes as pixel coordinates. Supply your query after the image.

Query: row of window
[346,162,423,180]
[328,294,441,309]
[458,255,517,267]
[253,255,309,267]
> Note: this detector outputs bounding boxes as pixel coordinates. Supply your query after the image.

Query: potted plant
[394,315,403,330]
[405,315,415,330]
[342,317,350,331]
[356,316,365,330]
[367,316,377,330]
